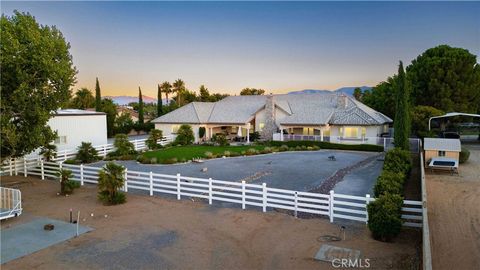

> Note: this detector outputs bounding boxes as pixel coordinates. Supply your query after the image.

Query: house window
[55,136,67,144]
[303,127,314,135]
[343,127,358,138]
[361,127,366,138]
[438,151,446,157]
[383,124,389,133]
[259,123,265,131]
[171,125,181,133]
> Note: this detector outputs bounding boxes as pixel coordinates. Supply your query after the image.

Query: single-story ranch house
[152,93,392,143]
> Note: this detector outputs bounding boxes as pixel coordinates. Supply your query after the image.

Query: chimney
[337,94,348,109]
[260,94,276,140]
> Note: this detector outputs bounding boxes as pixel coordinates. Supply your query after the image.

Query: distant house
[116,106,140,122]
[424,138,461,163]
[48,109,107,151]
[152,93,392,143]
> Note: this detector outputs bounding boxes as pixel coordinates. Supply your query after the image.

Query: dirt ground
[1,175,420,270]
[426,144,480,270]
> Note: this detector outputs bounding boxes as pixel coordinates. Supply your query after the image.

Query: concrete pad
[1,217,92,264]
[314,244,361,262]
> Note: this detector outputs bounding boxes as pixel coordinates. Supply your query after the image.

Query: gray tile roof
[424,138,461,152]
[152,93,392,126]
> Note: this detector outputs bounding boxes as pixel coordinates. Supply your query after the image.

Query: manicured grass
[143,145,266,163]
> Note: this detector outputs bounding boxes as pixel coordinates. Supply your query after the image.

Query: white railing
[272,133,421,153]
[12,159,423,227]
[0,187,22,220]
[420,145,433,270]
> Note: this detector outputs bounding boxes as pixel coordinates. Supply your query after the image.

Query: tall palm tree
[72,88,95,109]
[172,79,186,106]
[160,81,172,104]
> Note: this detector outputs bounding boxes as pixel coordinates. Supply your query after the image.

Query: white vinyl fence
[5,158,423,227]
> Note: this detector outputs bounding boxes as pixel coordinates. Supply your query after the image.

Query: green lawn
[143,145,266,163]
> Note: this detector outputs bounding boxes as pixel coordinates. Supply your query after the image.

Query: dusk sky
[2,1,479,97]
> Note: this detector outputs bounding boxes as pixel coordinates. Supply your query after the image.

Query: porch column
[320,129,324,142]
[280,126,284,141]
[246,123,251,143]
[209,128,213,139]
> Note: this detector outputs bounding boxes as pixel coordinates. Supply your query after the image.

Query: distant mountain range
[106,86,372,105]
[288,86,372,96]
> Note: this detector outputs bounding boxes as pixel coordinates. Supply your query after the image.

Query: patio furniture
[428,157,459,174]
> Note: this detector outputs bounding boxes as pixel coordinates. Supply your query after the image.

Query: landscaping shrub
[211,133,229,146]
[250,131,261,141]
[267,141,383,152]
[223,150,231,157]
[204,151,214,159]
[63,159,77,165]
[261,147,273,154]
[97,162,126,205]
[136,156,151,164]
[174,124,195,145]
[76,142,100,163]
[162,157,178,164]
[112,134,136,156]
[198,127,206,140]
[229,151,241,157]
[246,148,258,155]
[367,193,404,242]
[373,171,405,197]
[279,145,289,152]
[150,157,158,164]
[40,143,57,161]
[146,129,164,150]
[56,169,80,195]
[383,148,412,175]
[459,147,470,163]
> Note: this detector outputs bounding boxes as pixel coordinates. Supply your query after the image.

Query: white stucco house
[48,109,108,151]
[152,93,392,143]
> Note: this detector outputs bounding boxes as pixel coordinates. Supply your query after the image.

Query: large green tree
[394,61,411,150]
[138,87,144,124]
[71,88,95,109]
[157,84,163,117]
[411,105,444,138]
[1,11,77,160]
[240,88,265,95]
[101,99,117,138]
[353,87,362,101]
[407,45,480,113]
[199,85,210,101]
[95,77,102,111]
[362,76,397,119]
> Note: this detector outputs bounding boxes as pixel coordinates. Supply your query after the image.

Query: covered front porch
[205,121,255,143]
[274,125,331,142]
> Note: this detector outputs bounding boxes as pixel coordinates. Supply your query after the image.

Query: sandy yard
[426,143,480,270]
[1,175,420,270]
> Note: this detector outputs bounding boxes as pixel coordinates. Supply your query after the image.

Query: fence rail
[6,158,423,227]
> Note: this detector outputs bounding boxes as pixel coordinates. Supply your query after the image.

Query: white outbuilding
[48,109,108,151]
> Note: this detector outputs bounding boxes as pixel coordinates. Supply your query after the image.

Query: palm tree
[98,162,126,205]
[160,81,172,105]
[76,142,99,163]
[172,79,186,106]
[56,168,79,195]
[72,88,95,109]
[40,144,57,161]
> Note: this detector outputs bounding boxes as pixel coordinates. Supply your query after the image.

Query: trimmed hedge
[459,147,470,163]
[267,141,383,152]
[383,147,412,175]
[367,193,404,242]
[373,171,405,197]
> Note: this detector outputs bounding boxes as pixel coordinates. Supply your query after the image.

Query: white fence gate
[0,187,22,220]
[4,159,423,227]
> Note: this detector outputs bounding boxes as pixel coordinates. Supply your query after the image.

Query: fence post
[176,173,181,200]
[64,150,67,161]
[383,138,386,151]
[241,181,246,210]
[208,178,213,205]
[14,159,18,176]
[124,168,128,192]
[149,172,153,196]
[262,183,267,212]
[294,192,298,218]
[365,194,370,224]
[329,190,334,223]
[103,145,107,157]
[80,164,84,186]
[9,159,13,176]
[134,139,138,151]
[41,160,45,180]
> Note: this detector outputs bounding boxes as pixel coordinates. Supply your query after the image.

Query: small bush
[150,157,158,164]
[367,193,403,242]
[312,145,320,150]
[459,147,470,163]
[373,171,405,197]
[179,158,187,163]
[250,131,260,141]
[230,151,241,157]
[162,157,178,164]
[261,147,273,154]
[98,162,126,205]
[63,159,78,165]
[223,151,231,157]
[383,148,412,175]
[246,148,258,155]
[174,124,195,145]
[267,140,383,152]
[113,134,136,156]
[146,129,164,150]
[98,190,126,205]
[40,144,57,162]
[76,142,100,163]
[204,151,214,159]
[56,169,80,195]
[211,134,229,146]
[279,145,289,152]
[137,156,150,164]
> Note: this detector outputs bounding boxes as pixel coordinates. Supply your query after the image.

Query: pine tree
[394,61,411,150]
[157,84,163,117]
[95,77,102,111]
[138,87,144,124]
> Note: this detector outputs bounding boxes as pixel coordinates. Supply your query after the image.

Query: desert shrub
[241,151,246,155]
[373,171,405,197]
[279,145,289,152]
[204,151,214,159]
[261,147,273,154]
[367,193,403,241]
[246,148,258,155]
[223,150,231,157]
[113,134,136,156]
[162,157,178,164]
[137,156,151,164]
[211,133,229,146]
[97,162,126,205]
[56,169,80,195]
[312,145,320,150]
[146,129,164,150]
[383,148,412,175]
[40,143,57,161]
[459,147,470,163]
[174,124,195,145]
[267,141,383,152]
[76,142,100,163]
[230,151,241,157]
